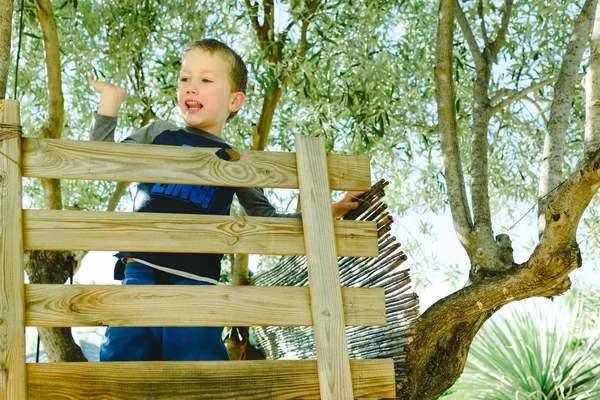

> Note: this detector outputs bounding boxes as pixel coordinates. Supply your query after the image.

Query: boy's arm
[89,77,159,144]
[237,188,361,219]
[237,188,301,218]
[89,77,127,142]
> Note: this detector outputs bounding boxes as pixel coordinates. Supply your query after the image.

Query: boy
[89,38,359,361]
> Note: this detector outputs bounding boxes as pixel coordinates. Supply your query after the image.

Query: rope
[0,123,22,141]
[0,123,22,167]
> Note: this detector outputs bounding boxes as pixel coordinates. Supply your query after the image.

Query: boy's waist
[114,251,223,282]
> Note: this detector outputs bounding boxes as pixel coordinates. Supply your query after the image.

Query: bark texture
[538,0,597,236]
[437,0,473,247]
[224,252,250,360]
[0,0,13,99]
[585,3,600,155]
[25,251,86,362]
[35,0,64,209]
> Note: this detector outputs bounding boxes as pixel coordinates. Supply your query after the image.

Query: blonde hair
[184,39,248,94]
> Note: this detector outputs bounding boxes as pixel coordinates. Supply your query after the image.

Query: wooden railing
[0,99,396,399]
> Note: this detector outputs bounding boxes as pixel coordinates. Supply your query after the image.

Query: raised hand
[89,76,128,117]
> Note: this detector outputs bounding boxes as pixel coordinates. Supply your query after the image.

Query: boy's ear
[229,92,246,113]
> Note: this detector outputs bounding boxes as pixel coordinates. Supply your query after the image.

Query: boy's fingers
[346,191,365,203]
[89,76,101,92]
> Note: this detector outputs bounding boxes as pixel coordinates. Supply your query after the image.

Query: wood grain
[0,100,26,400]
[27,360,396,399]
[22,138,372,191]
[296,135,355,400]
[25,285,386,327]
[23,209,378,257]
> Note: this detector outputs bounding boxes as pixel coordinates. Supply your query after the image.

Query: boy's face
[177,49,245,136]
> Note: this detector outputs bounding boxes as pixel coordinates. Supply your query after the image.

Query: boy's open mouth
[186,101,203,111]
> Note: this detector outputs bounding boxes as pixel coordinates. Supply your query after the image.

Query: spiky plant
[443,293,600,400]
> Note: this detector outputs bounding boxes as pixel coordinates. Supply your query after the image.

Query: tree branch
[244,0,268,47]
[279,19,297,46]
[280,0,322,54]
[254,82,283,150]
[522,96,549,127]
[585,0,600,155]
[35,0,64,211]
[571,112,586,131]
[469,80,492,238]
[436,0,474,246]
[468,1,507,248]
[263,0,275,42]
[0,0,13,99]
[489,0,514,59]
[455,2,486,69]
[244,0,261,31]
[299,10,312,58]
[106,182,129,212]
[477,0,489,45]
[538,0,597,236]
[488,76,560,116]
[34,0,63,140]
[250,0,323,150]
[488,88,511,104]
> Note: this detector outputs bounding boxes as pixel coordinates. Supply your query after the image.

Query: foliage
[443,293,600,400]
[10,0,595,235]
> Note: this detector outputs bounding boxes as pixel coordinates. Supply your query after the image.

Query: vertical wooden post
[295,134,353,400]
[0,100,25,399]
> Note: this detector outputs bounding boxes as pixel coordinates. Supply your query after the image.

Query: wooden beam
[23,210,378,257]
[25,285,386,327]
[0,100,26,400]
[27,360,396,399]
[22,138,372,191]
[296,135,356,399]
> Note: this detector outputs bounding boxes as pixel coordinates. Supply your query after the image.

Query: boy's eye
[179,77,189,82]
[202,78,213,83]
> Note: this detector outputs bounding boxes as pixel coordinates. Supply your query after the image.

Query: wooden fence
[0,99,396,399]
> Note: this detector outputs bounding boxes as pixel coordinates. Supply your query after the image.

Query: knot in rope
[0,123,22,141]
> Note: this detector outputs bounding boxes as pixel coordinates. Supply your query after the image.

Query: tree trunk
[28,0,85,363]
[25,250,87,362]
[0,0,13,99]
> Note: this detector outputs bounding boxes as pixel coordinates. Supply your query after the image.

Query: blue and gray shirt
[90,114,300,283]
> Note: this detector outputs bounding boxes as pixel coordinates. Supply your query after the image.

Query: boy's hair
[184,39,248,95]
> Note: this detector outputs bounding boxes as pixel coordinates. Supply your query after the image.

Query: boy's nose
[186,86,198,94]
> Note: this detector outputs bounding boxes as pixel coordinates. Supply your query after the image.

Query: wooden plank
[25,285,386,327]
[0,100,26,400]
[27,359,396,399]
[23,209,378,257]
[296,135,355,400]
[22,138,372,191]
